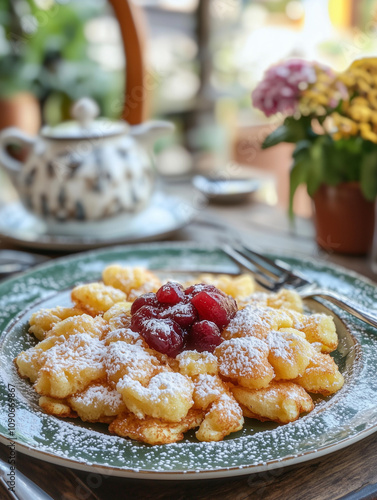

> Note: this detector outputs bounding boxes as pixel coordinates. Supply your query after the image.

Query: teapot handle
[0,127,36,175]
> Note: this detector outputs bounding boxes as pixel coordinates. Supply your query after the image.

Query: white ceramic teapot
[0,98,173,231]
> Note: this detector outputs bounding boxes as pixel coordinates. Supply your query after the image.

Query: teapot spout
[130,120,174,149]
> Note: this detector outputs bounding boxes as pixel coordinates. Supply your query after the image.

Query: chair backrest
[108,0,148,125]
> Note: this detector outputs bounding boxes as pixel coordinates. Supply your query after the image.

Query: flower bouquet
[252,58,377,254]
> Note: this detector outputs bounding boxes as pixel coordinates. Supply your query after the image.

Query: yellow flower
[351,96,369,106]
[350,57,377,69]
[332,58,377,142]
[331,112,358,138]
[359,123,377,143]
[356,78,371,93]
[348,105,371,122]
[332,132,343,141]
[340,58,377,96]
[351,67,373,84]
[300,64,344,115]
[367,89,377,110]
[370,110,377,124]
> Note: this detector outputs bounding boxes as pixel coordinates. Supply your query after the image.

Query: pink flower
[252,59,317,117]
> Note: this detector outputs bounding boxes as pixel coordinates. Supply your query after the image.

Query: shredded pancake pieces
[15,265,344,445]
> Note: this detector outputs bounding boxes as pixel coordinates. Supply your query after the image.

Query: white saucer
[192,175,261,204]
[0,193,196,251]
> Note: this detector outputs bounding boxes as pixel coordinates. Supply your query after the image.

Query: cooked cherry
[187,320,223,353]
[190,290,237,330]
[156,282,185,305]
[130,305,160,333]
[159,302,198,328]
[130,293,159,315]
[141,318,185,357]
[184,283,218,298]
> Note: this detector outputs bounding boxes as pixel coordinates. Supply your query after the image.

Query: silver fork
[0,455,53,500]
[223,244,377,329]
[0,250,49,280]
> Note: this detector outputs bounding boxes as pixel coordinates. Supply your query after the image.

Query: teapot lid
[41,98,129,139]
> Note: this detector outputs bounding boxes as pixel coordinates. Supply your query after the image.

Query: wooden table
[0,181,376,500]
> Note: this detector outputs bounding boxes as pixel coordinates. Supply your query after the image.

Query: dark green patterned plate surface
[0,243,376,480]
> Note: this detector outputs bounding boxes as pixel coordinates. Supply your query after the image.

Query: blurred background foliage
[0,0,124,122]
[2,0,377,176]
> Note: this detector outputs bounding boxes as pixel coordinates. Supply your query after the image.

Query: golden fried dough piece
[267,329,314,380]
[192,374,244,441]
[294,351,344,395]
[192,374,230,410]
[34,333,106,399]
[15,336,65,383]
[103,301,132,331]
[109,409,203,445]
[222,305,292,341]
[266,289,304,313]
[39,396,76,418]
[71,283,127,316]
[291,313,338,353]
[278,327,306,339]
[29,307,84,341]
[303,315,339,353]
[238,292,269,309]
[102,265,161,300]
[105,341,161,387]
[196,392,244,442]
[45,314,108,340]
[18,267,346,447]
[141,349,180,371]
[215,337,274,389]
[68,382,127,423]
[116,371,194,422]
[102,328,148,347]
[232,381,314,424]
[176,351,218,377]
[185,274,255,299]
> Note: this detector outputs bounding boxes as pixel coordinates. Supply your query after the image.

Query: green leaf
[336,136,363,154]
[262,125,291,149]
[288,144,311,219]
[262,116,313,149]
[360,149,377,201]
[292,139,311,158]
[321,137,347,185]
[306,140,324,197]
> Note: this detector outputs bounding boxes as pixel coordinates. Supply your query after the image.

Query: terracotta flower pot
[312,182,376,255]
[0,92,41,134]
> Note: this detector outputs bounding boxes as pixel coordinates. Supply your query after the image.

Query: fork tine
[240,245,311,287]
[239,246,289,278]
[222,246,284,291]
[223,245,311,292]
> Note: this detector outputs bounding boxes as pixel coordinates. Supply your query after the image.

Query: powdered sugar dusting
[225,305,271,337]
[43,333,104,372]
[0,245,376,476]
[117,371,192,404]
[194,374,223,401]
[105,341,155,381]
[267,330,305,364]
[72,384,123,411]
[216,337,269,377]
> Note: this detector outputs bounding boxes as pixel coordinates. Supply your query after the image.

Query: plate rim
[2,424,377,481]
[0,242,377,480]
[0,240,376,292]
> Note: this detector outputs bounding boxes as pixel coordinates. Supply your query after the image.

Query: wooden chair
[108,0,148,125]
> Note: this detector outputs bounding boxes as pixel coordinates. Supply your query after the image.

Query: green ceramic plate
[0,243,376,480]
